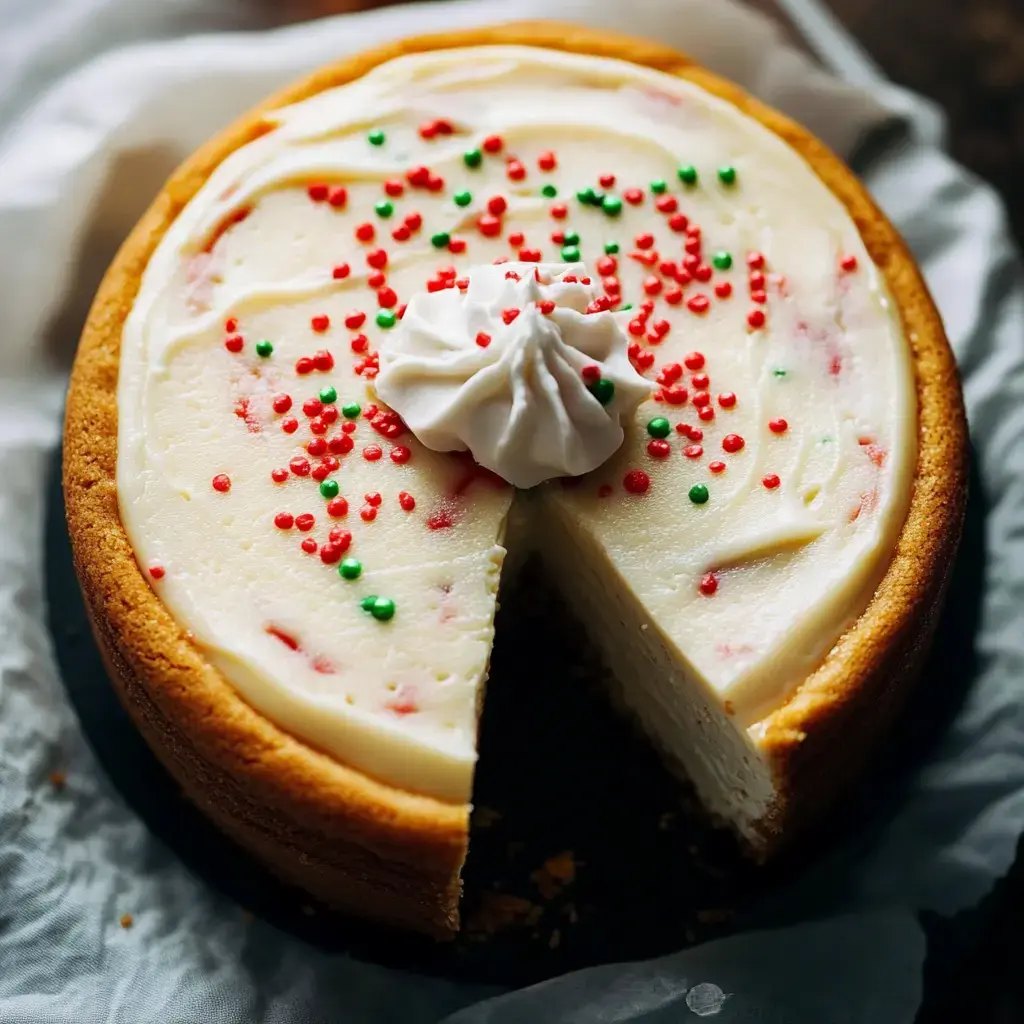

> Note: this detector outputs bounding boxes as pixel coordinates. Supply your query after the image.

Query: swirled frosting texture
[117,46,915,808]
[375,262,652,487]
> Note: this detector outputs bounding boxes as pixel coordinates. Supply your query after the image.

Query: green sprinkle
[561,245,581,262]
[677,165,698,186]
[603,241,620,255]
[320,479,339,499]
[588,378,615,406]
[541,184,558,198]
[617,302,633,311]
[646,417,671,439]
[602,195,623,217]
[689,483,710,505]
[361,595,396,621]
[319,385,337,404]
[342,402,361,418]
[650,179,668,194]
[712,251,733,270]
[431,231,450,249]
[463,148,482,168]
[772,368,788,379]
[717,165,737,185]
[374,200,394,218]
[376,310,397,329]
[576,187,603,206]
[255,340,273,358]
[562,230,580,246]
[453,190,472,207]
[819,436,833,445]
[339,558,363,581]
[367,129,386,146]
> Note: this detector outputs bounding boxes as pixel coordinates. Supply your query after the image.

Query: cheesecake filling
[117,46,916,813]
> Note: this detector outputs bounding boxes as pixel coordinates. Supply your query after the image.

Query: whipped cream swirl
[375,263,653,488]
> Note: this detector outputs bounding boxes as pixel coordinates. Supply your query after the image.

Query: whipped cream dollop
[375,263,653,488]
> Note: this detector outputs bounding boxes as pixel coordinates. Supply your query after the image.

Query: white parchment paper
[1,1,1023,1021]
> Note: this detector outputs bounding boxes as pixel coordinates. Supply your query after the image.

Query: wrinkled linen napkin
[2,0,1023,1021]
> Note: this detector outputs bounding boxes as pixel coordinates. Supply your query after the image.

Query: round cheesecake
[64,23,966,938]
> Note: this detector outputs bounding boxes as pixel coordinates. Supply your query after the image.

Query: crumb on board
[531,850,577,899]
[120,914,133,929]
[48,770,66,789]
[464,892,539,936]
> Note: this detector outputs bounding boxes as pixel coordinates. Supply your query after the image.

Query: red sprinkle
[355,222,375,243]
[623,469,650,494]
[319,542,343,564]
[328,528,352,552]
[478,214,502,237]
[538,299,556,315]
[360,505,377,523]
[311,315,330,333]
[683,444,703,459]
[550,202,568,220]
[684,351,706,371]
[295,357,314,375]
[303,398,323,418]
[698,407,716,422]
[581,364,602,383]
[699,572,719,597]
[383,179,404,197]
[377,286,398,308]
[149,564,165,580]
[538,151,557,171]
[487,195,508,216]
[272,394,292,414]
[762,474,781,489]
[475,332,492,348]
[399,491,416,511]
[225,318,238,332]
[363,445,383,462]
[747,309,766,329]
[327,496,349,518]
[212,474,231,493]
[301,537,318,554]
[635,232,655,250]
[709,461,726,474]
[274,512,294,530]
[747,251,765,269]
[271,467,289,483]
[624,188,644,205]
[225,335,243,353]
[840,254,858,272]
[345,311,366,330]
[769,418,789,434]
[482,135,503,153]
[328,186,347,208]
[308,182,328,201]
[306,437,327,456]
[295,513,315,532]
[647,439,672,458]
[722,433,745,453]
[333,263,351,280]
[502,307,520,325]
[715,281,733,299]
[687,295,710,314]
[390,445,411,464]
[655,194,678,214]
[718,392,736,408]
[281,417,298,434]
[506,160,526,181]
[290,456,311,477]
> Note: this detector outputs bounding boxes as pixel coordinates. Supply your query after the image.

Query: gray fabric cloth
[1,1,1023,1021]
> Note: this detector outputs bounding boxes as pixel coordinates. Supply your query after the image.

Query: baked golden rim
[63,22,967,936]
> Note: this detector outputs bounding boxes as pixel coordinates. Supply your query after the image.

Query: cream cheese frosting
[117,45,916,811]
[375,261,652,487]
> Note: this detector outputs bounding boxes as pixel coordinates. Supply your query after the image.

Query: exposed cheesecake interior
[117,46,915,844]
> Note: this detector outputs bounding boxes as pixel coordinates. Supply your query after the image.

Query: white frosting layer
[375,262,652,488]
[117,46,916,812]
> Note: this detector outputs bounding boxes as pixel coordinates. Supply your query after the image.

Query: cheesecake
[63,23,967,938]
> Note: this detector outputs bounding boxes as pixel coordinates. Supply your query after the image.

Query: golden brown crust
[63,22,966,930]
